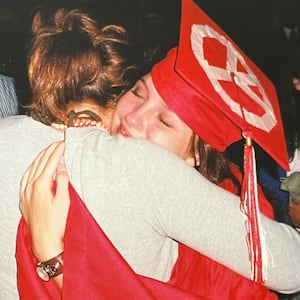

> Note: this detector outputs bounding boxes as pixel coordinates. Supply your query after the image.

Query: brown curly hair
[27,8,138,125]
[189,134,241,194]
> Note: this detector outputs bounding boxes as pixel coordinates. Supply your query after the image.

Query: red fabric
[223,162,273,284]
[16,219,60,299]
[17,179,277,299]
[151,48,241,153]
[240,143,264,283]
[151,0,288,284]
[16,184,206,300]
[169,244,277,300]
[168,164,277,299]
[219,165,274,220]
[151,0,289,171]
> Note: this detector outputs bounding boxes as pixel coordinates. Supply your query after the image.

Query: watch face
[35,252,63,281]
[36,265,50,282]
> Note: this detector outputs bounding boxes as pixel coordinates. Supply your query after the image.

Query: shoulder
[0,115,62,141]
[0,74,15,88]
[65,127,189,175]
[0,74,18,117]
[0,115,27,129]
[0,115,33,129]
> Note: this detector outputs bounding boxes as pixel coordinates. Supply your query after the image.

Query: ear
[184,135,200,167]
[185,155,198,167]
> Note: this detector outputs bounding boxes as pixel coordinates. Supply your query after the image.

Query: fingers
[55,162,70,205]
[19,141,70,262]
[20,147,45,195]
[20,142,63,194]
[35,142,65,184]
[20,142,65,218]
[32,142,64,183]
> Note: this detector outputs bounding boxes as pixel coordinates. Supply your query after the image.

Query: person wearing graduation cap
[18,0,300,299]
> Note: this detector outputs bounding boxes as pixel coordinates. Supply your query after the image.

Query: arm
[20,142,68,290]
[20,128,300,293]
[64,127,300,293]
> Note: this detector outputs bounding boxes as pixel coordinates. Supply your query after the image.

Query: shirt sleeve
[64,127,300,294]
[0,74,19,118]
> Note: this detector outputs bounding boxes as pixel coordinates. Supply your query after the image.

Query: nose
[125,107,145,132]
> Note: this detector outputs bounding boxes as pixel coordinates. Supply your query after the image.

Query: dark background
[1,0,300,106]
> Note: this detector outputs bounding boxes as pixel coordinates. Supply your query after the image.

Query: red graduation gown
[16,171,277,299]
[16,184,205,300]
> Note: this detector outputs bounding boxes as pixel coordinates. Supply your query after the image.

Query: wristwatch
[36,252,64,281]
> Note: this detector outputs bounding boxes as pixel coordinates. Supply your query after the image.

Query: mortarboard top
[151,0,289,171]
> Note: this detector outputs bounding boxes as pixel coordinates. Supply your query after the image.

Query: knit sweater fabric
[1,117,300,299]
[64,127,300,294]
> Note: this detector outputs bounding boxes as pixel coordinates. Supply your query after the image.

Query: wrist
[33,243,64,263]
[36,251,64,282]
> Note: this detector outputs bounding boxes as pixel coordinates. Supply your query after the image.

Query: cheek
[147,126,193,160]
[111,97,132,132]
[116,94,138,116]
[110,110,119,134]
[144,129,170,151]
[167,134,194,160]
[149,133,185,158]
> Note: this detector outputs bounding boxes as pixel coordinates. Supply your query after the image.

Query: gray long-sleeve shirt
[64,126,300,294]
[0,116,300,299]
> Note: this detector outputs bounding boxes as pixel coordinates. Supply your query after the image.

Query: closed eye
[131,87,142,98]
[159,117,171,128]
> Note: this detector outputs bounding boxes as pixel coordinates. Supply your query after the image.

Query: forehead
[140,74,168,106]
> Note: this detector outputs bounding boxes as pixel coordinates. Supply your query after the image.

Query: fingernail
[57,162,67,172]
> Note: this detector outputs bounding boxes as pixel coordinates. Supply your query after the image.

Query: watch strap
[36,251,64,281]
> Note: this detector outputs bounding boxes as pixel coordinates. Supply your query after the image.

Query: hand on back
[20,142,70,261]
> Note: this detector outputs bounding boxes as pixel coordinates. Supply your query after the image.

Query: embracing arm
[64,127,300,294]
[20,128,300,294]
[20,142,68,291]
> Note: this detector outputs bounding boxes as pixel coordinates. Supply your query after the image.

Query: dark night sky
[1,0,300,64]
[1,0,300,104]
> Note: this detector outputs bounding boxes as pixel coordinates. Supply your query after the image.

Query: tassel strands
[240,132,267,284]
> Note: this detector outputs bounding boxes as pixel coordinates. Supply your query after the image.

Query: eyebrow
[140,77,147,88]
[137,77,149,97]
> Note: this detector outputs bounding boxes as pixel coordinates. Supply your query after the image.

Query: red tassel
[240,135,265,284]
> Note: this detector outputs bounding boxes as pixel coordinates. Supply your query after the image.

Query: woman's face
[110,74,196,164]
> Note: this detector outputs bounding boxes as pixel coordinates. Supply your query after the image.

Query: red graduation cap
[151,0,290,284]
[152,0,289,171]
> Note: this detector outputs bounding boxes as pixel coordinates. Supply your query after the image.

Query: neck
[51,110,108,131]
